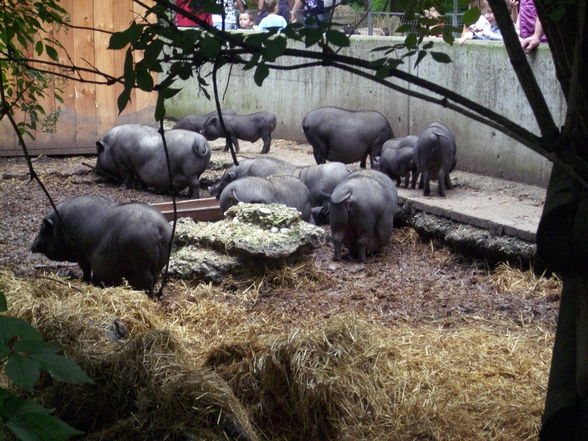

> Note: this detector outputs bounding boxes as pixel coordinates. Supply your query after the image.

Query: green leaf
[414,50,428,67]
[136,69,154,91]
[430,51,451,63]
[404,33,417,48]
[462,7,481,27]
[7,412,83,441]
[109,22,142,50]
[35,41,43,56]
[30,353,93,385]
[0,291,6,312]
[375,65,390,80]
[0,388,53,419]
[243,53,261,71]
[117,88,131,115]
[549,5,566,21]
[325,30,350,47]
[422,41,434,50]
[45,45,59,61]
[200,36,221,59]
[304,29,323,47]
[0,317,42,344]
[143,39,164,69]
[6,354,41,393]
[262,37,286,62]
[254,63,269,86]
[123,48,135,89]
[14,340,62,355]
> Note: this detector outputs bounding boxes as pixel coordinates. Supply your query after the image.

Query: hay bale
[1,270,551,441]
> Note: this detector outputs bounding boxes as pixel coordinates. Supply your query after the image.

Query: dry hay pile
[0,270,552,441]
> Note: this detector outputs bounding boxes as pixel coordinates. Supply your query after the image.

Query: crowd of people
[458,0,546,52]
[174,0,546,52]
[174,0,331,32]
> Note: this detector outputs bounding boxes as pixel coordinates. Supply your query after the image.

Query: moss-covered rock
[169,203,326,281]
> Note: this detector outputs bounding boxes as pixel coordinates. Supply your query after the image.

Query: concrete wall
[166,36,563,187]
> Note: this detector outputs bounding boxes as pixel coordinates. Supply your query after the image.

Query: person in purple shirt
[517,0,547,53]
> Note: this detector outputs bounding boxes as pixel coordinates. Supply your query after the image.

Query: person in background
[258,0,288,31]
[458,0,503,44]
[212,0,245,30]
[517,0,546,53]
[239,9,257,29]
[256,0,290,26]
[175,0,213,27]
[290,0,329,28]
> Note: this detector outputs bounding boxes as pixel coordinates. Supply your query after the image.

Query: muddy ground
[0,138,561,332]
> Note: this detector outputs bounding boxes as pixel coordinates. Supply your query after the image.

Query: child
[258,0,288,32]
[458,1,503,44]
[239,9,257,30]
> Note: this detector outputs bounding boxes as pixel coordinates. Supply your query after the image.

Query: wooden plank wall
[0,0,157,157]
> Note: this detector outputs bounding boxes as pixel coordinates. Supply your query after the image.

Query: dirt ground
[0,138,561,332]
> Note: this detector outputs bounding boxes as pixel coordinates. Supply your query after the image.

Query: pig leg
[437,169,446,197]
[411,170,419,189]
[79,259,92,283]
[445,172,453,190]
[332,230,344,261]
[422,170,431,196]
[186,178,201,199]
[403,172,410,188]
[260,133,272,154]
[356,234,370,263]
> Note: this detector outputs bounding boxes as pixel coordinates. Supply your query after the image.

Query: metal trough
[150,198,223,222]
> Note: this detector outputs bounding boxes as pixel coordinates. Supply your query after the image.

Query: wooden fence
[0,0,157,156]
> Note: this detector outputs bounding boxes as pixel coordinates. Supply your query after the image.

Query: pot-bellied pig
[329,170,398,262]
[172,110,236,132]
[31,195,171,295]
[208,156,297,198]
[413,122,457,197]
[200,111,277,154]
[302,106,393,168]
[380,135,418,154]
[378,146,419,189]
[291,162,353,224]
[96,124,211,198]
[219,175,312,222]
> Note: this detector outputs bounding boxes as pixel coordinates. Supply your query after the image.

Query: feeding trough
[150,198,223,222]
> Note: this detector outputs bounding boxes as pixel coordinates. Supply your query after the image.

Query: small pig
[329,170,398,262]
[219,175,312,222]
[96,125,211,198]
[172,110,236,132]
[378,146,418,189]
[302,106,393,168]
[208,156,296,198]
[31,195,171,295]
[291,162,354,224]
[413,122,457,197]
[200,112,277,154]
[380,135,418,154]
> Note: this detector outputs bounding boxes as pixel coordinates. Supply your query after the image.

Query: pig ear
[231,188,242,203]
[41,217,54,233]
[96,141,105,154]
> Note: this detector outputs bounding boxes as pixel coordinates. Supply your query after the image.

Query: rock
[168,245,241,282]
[169,203,326,281]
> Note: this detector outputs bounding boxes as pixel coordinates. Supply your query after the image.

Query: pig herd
[31,105,457,295]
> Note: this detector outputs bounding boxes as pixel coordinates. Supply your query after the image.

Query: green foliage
[0,0,69,138]
[0,291,93,441]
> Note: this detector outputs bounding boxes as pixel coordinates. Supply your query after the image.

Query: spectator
[175,0,213,27]
[290,0,330,28]
[212,0,245,30]
[517,0,546,53]
[256,0,290,26]
[258,0,288,31]
[458,1,503,44]
[239,9,257,29]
